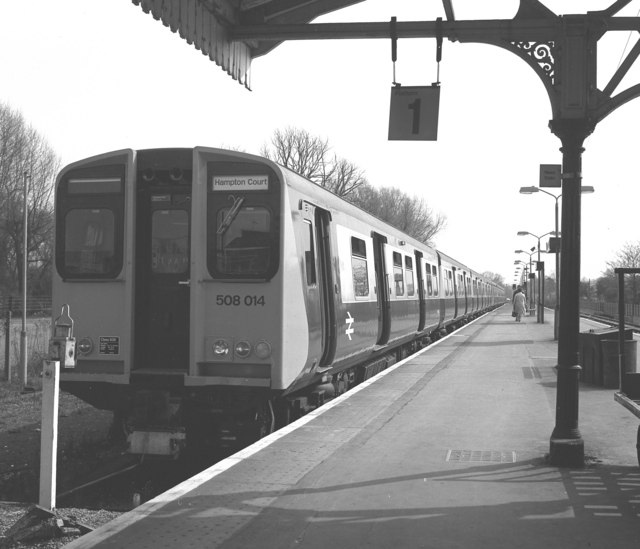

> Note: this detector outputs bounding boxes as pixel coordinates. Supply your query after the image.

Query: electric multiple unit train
[52,147,504,456]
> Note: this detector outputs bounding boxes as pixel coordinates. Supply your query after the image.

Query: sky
[2,0,640,285]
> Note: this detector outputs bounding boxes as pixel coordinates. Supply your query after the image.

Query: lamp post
[515,249,537,313]
[514,262,527,293]
[517,231,557,324]
[20,172,29,392]
[520,186,594,338]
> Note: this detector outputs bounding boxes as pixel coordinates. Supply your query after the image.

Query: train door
[315,207,337,367]
[415,251,426,331]
[452,267,459,317]
[465,273,471,314]
[300,202,337,369]
[373,232,391,345]
[134,154,192,372]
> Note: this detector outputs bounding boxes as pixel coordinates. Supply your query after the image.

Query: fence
[580,300,640,326]
[1,296,52,382]
[0,295,52,317]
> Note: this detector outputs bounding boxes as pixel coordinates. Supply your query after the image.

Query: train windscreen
[56,166,125,279]
[207,162,280,280]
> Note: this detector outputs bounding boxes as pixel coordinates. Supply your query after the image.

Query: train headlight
[254,340,272,360]
[212,339,230,356]
[77,337,94,356]
[234,340,252,359]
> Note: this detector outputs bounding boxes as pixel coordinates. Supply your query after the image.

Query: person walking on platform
[513,286,527,322]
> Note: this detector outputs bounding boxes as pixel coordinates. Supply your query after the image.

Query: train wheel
[250,401,275,441]
[108,409,129,444]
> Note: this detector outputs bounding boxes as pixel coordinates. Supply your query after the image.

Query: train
[52,147,505,457]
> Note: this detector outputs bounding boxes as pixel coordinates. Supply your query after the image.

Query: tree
[596,242,640,303]
[261,127,446,245]
[260,127,332,187]
[0,103,60,297]
[349,184,446,245]
[261,127,367,198]
[483,272,505,287]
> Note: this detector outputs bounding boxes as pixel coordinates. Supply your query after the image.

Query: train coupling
[127,429,186,459]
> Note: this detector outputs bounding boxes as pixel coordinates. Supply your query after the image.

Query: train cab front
[53,147,289,457]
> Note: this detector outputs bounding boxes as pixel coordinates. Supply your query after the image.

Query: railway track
[580,312,640,333]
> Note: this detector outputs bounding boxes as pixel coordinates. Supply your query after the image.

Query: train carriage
[52,147,504,456]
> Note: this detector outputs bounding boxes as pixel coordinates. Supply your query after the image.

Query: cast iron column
[549,119,591,466]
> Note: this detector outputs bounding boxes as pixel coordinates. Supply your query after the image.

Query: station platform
[66,306,640,548]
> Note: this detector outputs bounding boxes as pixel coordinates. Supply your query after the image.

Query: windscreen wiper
[216,196,245,236]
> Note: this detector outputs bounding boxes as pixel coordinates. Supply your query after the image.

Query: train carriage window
[151,210,189,274]
[351,237,369,297]
[393,252,404,296]
[432,265,439,296]
[425,262,433,296]
[405,256,415,296]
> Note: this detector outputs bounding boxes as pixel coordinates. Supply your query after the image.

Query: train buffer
[65,307,640,549]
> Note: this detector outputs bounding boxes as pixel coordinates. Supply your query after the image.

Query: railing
[581,300,640,326]
[0,296,52,317]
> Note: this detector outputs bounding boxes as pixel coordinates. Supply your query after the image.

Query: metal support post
[549,119,591,466]
[540,262,545,323]
[39,360,60,510]
[19,172,28,392]
[3,300,11,382]
[554,199,560,340]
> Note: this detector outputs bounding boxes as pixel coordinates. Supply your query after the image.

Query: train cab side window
[351,237,369,297]
[432,265,439,296]
[304,220,316,286]
[393,252,404,296]
[405,256,415,296]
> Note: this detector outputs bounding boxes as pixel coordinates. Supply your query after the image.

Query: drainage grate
[446,449,516,463]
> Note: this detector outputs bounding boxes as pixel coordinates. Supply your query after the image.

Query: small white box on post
[39,359,60,510]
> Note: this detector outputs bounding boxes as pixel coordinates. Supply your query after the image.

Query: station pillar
[548,118,592,466]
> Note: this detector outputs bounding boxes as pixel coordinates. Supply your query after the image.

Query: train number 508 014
[216,295,265,306]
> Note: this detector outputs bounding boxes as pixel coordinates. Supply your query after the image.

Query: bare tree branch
[0,102,60,296]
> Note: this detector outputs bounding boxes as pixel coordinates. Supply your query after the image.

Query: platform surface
[66,307,640,548]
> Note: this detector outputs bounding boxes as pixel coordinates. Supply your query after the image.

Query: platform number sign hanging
[388,85,441,141]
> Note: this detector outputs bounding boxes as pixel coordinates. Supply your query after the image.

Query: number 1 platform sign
[388,85,440,141]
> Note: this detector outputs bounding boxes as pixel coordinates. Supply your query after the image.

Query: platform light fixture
[519,185,594,338]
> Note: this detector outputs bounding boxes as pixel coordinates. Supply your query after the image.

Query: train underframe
[62,313,488,461]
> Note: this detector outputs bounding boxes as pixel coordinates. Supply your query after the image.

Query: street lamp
[513,261,529,293]
[517,231,557,323]
[515,249,537,312]
[20,172,29,393]
[520,185,594,338]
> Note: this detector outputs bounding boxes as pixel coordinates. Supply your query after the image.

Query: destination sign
[211,175,269,192]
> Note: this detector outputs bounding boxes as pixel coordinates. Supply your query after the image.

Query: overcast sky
[2,0,640,283]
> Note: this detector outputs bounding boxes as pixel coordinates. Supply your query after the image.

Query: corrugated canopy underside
[131,0,366,89]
